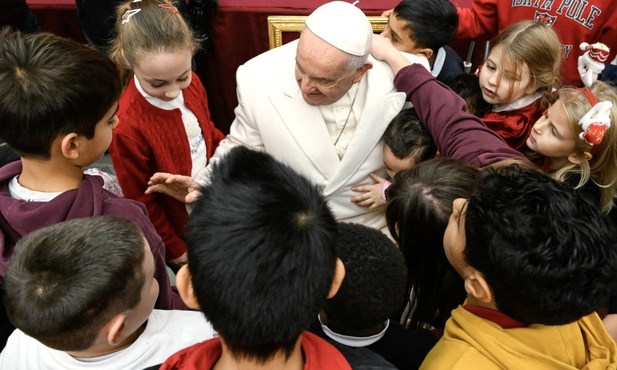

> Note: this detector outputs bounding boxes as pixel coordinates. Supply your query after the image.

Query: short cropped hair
[4,216,145,351]
[186,146,338,363]
[465,165,617,325]
[0,29,122,159]
[325,222,407,331]
[383,108,436,162]
[393,0,458,54]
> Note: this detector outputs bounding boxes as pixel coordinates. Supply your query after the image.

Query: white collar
[430,47,446,78]
[492,92,542,112]
[134,75,184,110]
[317,314,388,347]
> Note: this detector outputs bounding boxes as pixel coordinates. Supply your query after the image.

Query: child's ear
[106,314,127,346]
[176,264,200,309]
[417,48,434,60]
[464,269,493,304]
[119,49,131,68]
[567,151,592,165]
[327,258,346,299]
[60,133,81,160]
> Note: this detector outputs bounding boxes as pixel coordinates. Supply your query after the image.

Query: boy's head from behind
[178,146,342,363]
[382,108,436,178]
[444,73,491,117]
[444,165,617,325]
[382,0,457,59]
[4,216,157,353]
[0,29,122,159]
[324,222,407,335]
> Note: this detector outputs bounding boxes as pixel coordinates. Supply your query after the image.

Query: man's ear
[176,264,200,309]
[464,270,493,304]
[352,62,373,84]
[568,151,592,165]
[327,258,346,299]
[106,314,127,346]
[60,133,80,160]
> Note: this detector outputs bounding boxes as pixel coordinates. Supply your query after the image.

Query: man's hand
[351,173,388,209]
[146,172,202,204]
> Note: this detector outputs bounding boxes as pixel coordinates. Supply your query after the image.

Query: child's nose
[165,88,181,100]
[487,73,498,85]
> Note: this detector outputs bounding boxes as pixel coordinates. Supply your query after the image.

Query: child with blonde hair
[372,33,617,341]
[109,0,225,266]
[529,82,617,212]
[478,20,561,151]
[371,34,617,212]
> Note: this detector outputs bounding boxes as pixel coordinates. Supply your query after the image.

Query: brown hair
[4,217,145,351]
[0,29,121,159]
[109,0,199,85]
[489,20,561,106]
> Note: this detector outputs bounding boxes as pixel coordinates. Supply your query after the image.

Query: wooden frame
[267,15,388,49]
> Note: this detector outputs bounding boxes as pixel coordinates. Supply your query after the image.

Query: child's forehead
[491,48,528,78]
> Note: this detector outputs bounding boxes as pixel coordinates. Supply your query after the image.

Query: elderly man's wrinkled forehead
[297,28,353,67]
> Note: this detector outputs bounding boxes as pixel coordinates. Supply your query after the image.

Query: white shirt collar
[133,75,184,111]
[492,92,542,112]
[317,313,389,347]
[430,47,446,78]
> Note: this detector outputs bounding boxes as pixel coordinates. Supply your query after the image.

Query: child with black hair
[0,217,214,369]
[444,73,491,117]
[386,158,481,332]
[311,222,438,370]
[421,165,617,368]
[381,0,465,83]
[0,29,185,350]
[160,146,355,369]
[352,108,436,209]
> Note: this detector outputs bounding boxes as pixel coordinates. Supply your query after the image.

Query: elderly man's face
[295,29,362,106]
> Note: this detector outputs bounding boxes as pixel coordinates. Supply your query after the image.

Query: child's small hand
[370,34,398,61]
[351,173,388,209]
[146,172,201,204]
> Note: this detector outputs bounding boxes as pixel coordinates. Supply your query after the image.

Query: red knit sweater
[109,73,225,259]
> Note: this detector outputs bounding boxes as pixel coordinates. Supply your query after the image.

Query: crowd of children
[1,0,617,368]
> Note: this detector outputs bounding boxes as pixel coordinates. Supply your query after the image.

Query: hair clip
[158,4,180,14]
[121,9,142,24]
[578,100,613,151]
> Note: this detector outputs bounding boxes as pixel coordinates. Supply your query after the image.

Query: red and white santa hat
[580,42,610,70]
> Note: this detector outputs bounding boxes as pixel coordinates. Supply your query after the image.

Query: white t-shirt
[0,309,215,370]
